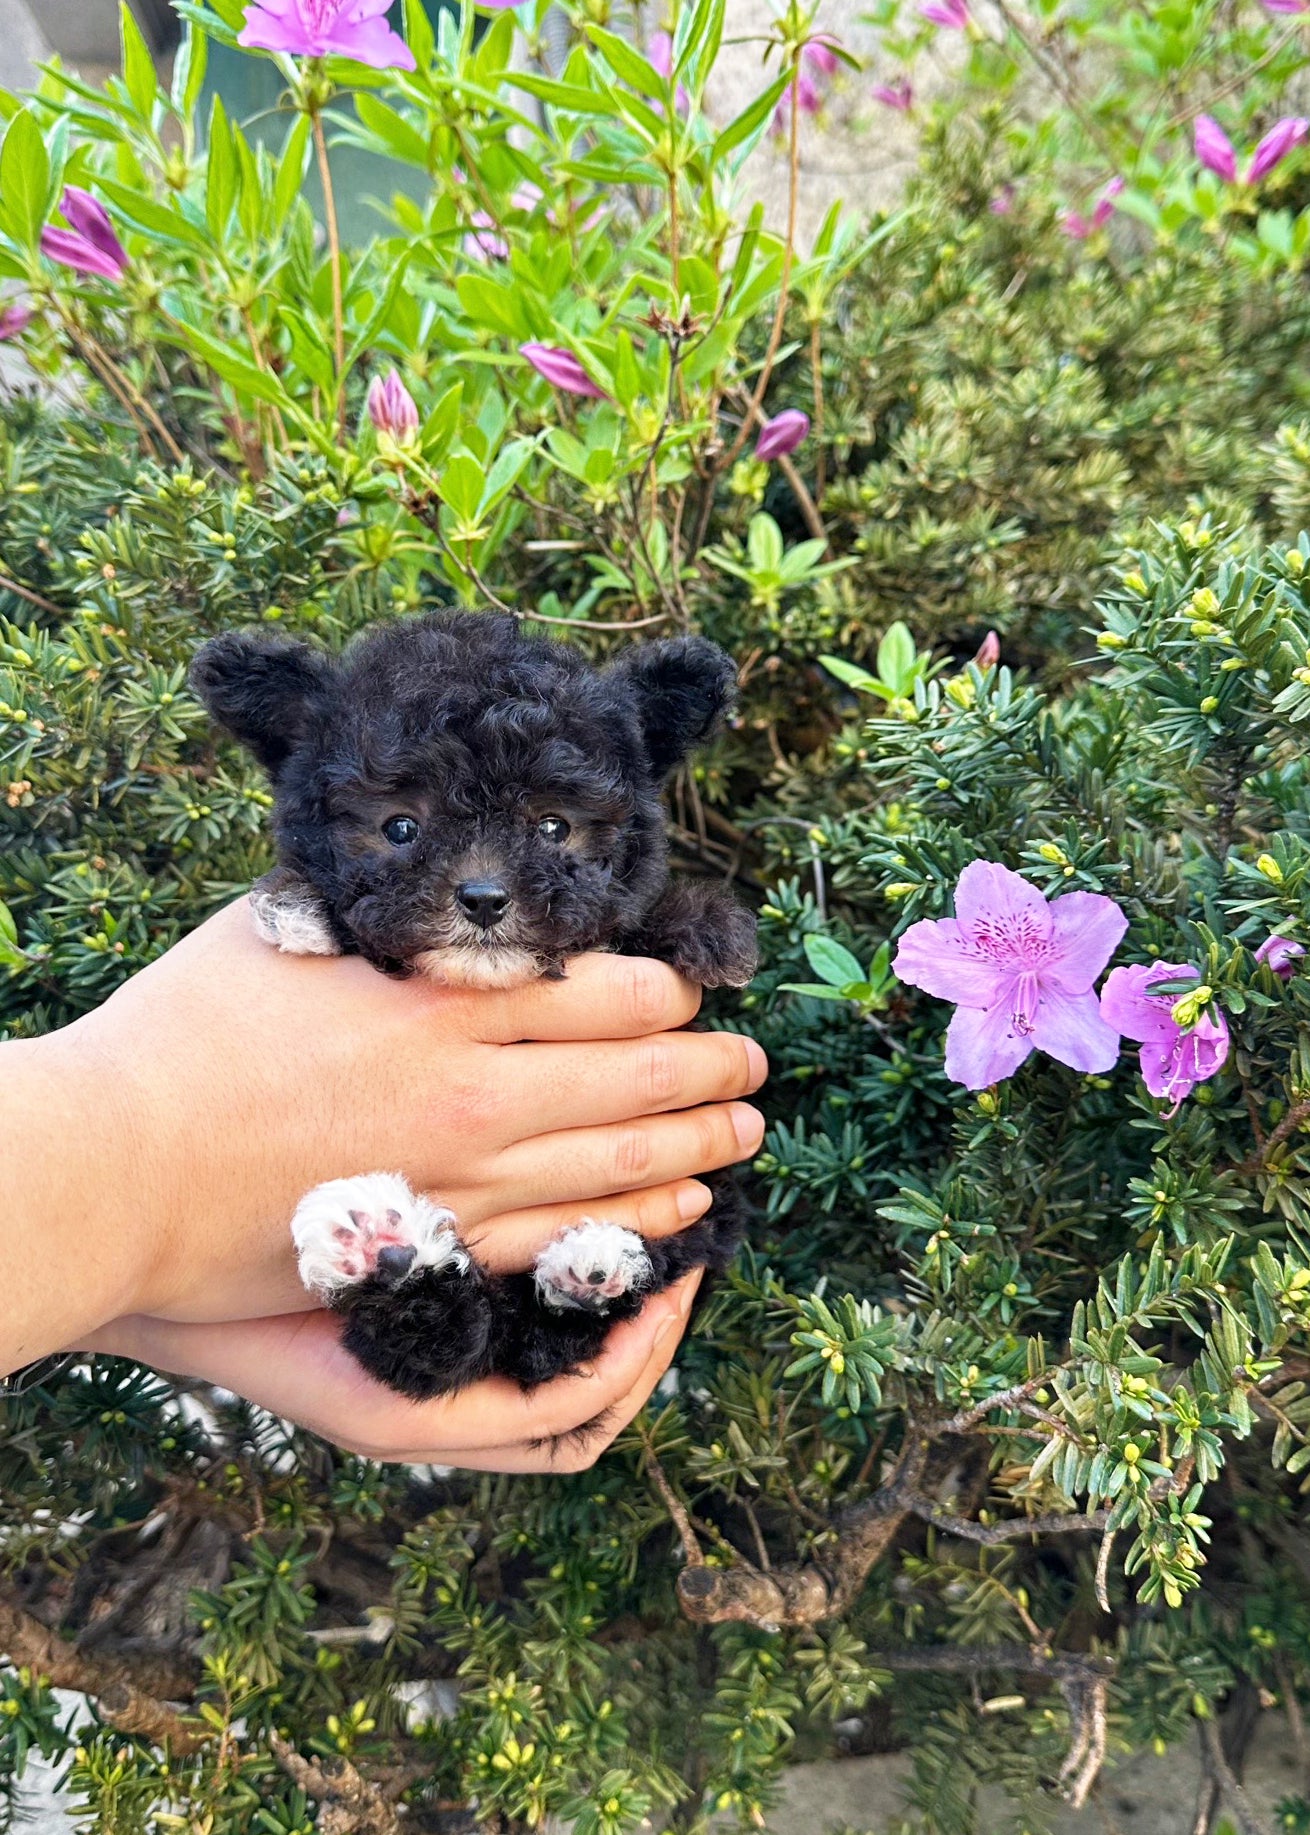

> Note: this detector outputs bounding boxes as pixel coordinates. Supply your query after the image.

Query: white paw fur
[534,1221,652,1311]
[292,1172,468,1299]
[251,882,339,956]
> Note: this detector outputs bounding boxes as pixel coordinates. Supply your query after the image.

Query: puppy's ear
[190,631,335,775]
[608,636,737,779]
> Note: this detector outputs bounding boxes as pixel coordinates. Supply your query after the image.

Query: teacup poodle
[191,612,756,1400]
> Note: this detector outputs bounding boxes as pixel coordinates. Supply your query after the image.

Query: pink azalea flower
[40,188,128,281]
[1099,962,1229,1112]
[872,78,913,111]
[755,409,810,460]
[774,71,823,132]
[1246,116,1309,185]
[1256,934,1305,979]
[648,31,690,113]
[365,368,419,443]
[1093,175,1125,226]
[989,184,1016,215]
[1062,210,1092,241]
[0,303,33,341]
[892,860,1127,1090]
[1263,0,1309,12]
[1195,115,1238,183]
[520,342,607,399]
[803,35,841,76]
[920,0,970,26]
[238,0,417,69]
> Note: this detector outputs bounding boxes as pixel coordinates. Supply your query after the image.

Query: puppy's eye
[538,815,571,844]
[382,815,421,847]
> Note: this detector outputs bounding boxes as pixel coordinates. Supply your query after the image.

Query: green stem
[311,106,345,431]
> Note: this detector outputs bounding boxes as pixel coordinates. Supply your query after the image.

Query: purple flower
[365,368,419,445]
[1099,963,1230,1112]
[1246,116,1309,185]
[40,188,128,281]
[1256,934,1305,979]
[920,0,970,26]
[755,409,810,460]
[1195,115,1238,183]
[803,35,840,76]
[0,303,33,341]
[872,78,913,111]
[649,32,690,113]
[1062,211,1092,241]
[465,211,509,260]
[773,71,822,133]
[892,860,1127,1090]
[520,342,607,399]
[989,184,1016,215]
[1093,175,1125,227]
[238,0,417,69]
[1263,1,1309,12]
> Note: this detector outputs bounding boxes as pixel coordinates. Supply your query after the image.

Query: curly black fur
[190,611,757,1399]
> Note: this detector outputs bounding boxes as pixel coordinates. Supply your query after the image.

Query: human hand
[22,897,763,1348]
[87,1271,702,1472]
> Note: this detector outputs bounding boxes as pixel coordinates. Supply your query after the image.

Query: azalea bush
[6,2,1310,1834]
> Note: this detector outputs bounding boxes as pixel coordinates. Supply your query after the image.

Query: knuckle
[637,1039,681,1110]
[620,957,673,1035]
[610,1123,654,1186]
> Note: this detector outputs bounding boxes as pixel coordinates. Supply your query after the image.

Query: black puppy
[190,611,756,1400]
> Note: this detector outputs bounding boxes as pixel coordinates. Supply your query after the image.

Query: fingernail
[653,1310,682,1349]
[678,1272,702,1317]
[731,1102,764,1151]
[743,1038,768,1090]
[677,1180,712,1220]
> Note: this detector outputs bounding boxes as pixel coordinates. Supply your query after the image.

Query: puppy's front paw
[534,1222,652,1313]
[251,867,339,958]
[669,902,759,989]
[292,1172,468,1301]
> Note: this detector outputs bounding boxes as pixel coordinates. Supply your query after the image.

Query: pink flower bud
[802,35,840,76]
[872,78,913,111]
[1256,934,1305,979]
[40,187,128,281]
[0,303,33,341]
[1245,116,1309,185]
[754,410,810,460]
[972,631,1000,670]
[648,31,690,113]
[1194,114,1238,183]
[520,343,607,399]
[920,0,970,26]
[365,370,420,445]
[1092,175,1125,228]
[1263,1,1309,13]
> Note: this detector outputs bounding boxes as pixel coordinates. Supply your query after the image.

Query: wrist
[2,1021,163,1369]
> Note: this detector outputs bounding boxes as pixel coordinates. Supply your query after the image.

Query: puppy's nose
[456,879,510,929]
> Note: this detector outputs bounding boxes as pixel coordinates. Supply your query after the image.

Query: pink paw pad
[292,1173,467,1299]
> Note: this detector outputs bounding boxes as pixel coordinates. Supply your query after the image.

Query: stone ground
[0,3,1301,1830]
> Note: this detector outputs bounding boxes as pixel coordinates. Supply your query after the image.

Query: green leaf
[747,513,784,573]
[440,453,485,523]
[272,114,312,233]
[352,93,430,169]
[803,934,867,988]
[584,25,661,96]
[403,0,436,69]
[0,109,51,251]
[876,621,918,694]
[819,654,880,694]
[711,72,792,166]
[171,23,209,123]
[206,94,237,239]
[180,321,296,408]
[120,1,158,120]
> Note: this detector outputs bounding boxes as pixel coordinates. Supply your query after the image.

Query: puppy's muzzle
[455,879,510,930]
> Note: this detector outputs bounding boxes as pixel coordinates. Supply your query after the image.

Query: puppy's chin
[413,943,541,990]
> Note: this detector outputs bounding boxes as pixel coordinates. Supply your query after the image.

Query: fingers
[466,953,702,1044]
[86,1282,699,1461]
[460,1177,713,1270]
[443,1271,703,1471]
[481,1099,764,1214]
[477,1028,766,1144]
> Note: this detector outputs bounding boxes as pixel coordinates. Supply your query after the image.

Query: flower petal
[39,229,124,280]
[953,859,1050,942]
[1029,988,1122,1074]
[238,3,316,53]
[892,917,1004,1007]
[944,999,1035,1090]
[1043,891,1129,992]
[1098,962,1192,1043]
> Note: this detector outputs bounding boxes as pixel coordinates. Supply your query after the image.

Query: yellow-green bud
[1199,696,1218,714]
[1287,548,1305,576]
[1096,631,1127,649]
[1123,571,1148,594]
[1258,853,1284,883]
[1171,985,1213,1029]
[1037,843,1067,865]
[884,882,917,899]
[1192,588,1220,615]
[1123,1443,1141,1464]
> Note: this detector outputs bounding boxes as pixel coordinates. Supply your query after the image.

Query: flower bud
[1123,571,1147,594]
[1199,695,1218,714]
[364,370,420,454]
[1170,985,1214,1029]
[1192,588,1220,615]
[1287,548,1306,576]
[1096,631,1126,649]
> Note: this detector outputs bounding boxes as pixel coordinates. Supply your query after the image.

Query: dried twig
[270,1733,426,1835]
[905,1494,1109,1546]
[1196,1714,1272,1835]
[0,1598,203,1754]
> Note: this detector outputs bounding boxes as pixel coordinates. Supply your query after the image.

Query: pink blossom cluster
[1194,114,1309,186]
[1063,176,1124,241]
[891,861,1297,1113]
